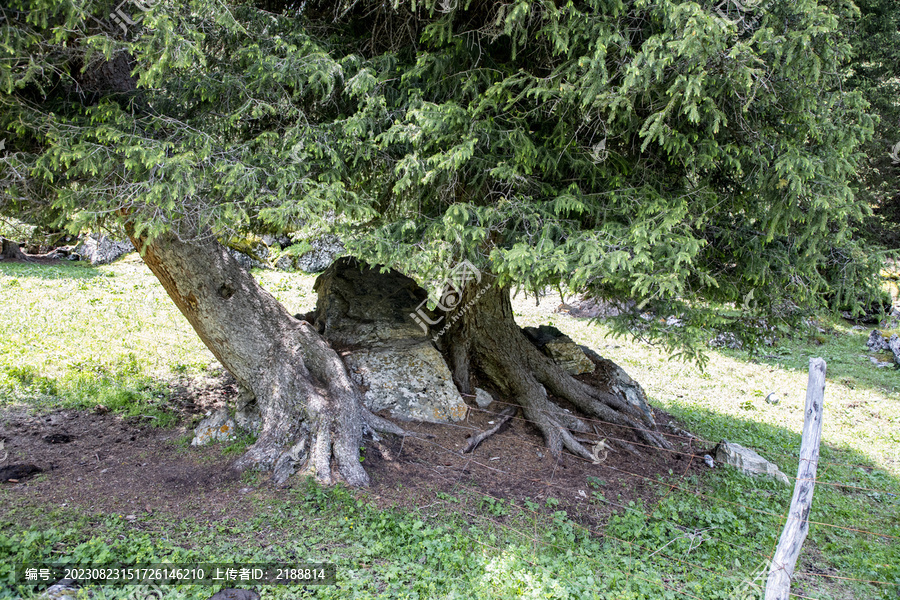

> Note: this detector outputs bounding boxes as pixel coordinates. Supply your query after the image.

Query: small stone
[765,393,780,405]
[709,332,742,349]
[125,514,136,520]
[703,454,715,468]
[715,441,790,486]
[192,409,238,446]
[74,234,134,265]
[474,387,494,408]
[41,579,79,600]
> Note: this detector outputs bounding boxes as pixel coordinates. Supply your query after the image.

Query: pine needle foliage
[0,0,886,360]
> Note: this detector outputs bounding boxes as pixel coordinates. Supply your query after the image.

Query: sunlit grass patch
[0,260,211,423]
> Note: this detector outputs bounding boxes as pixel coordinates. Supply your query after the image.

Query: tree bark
[127,230,399,485]
[441,280,671,459]
[1,238,27,260]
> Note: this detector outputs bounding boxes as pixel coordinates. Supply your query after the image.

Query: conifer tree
[0,0,881,482]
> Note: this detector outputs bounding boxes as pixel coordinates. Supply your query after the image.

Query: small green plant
[221,432,257,457]
[479,496,509,517]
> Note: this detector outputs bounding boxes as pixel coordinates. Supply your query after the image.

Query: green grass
[0,259,898,599]
[0,480,813,600]
[0,259,319,425]
[513,292,900,600]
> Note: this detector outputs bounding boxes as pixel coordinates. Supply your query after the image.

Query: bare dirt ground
[0,370,706,531]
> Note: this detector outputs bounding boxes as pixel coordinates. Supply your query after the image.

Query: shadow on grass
[659,402,899,598]
[0,260,104,281]
[661,401,899,489]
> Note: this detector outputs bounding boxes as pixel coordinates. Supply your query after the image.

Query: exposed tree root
[443,282,672,462]
[464,405,517,453]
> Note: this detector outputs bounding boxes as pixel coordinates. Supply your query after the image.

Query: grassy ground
[0,259,897,599]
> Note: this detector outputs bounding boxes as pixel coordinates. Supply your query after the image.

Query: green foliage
[0,0,887,360]
[843,0,900,244]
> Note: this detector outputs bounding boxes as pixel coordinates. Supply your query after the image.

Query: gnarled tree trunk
[127,230,400,485]
[1,238,27,260]
[441,279,671,459]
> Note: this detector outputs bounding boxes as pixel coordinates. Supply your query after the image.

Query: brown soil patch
[0,254,67,266]
[0,407,241,521]
[0,374,707,533]
[362,396,706,530]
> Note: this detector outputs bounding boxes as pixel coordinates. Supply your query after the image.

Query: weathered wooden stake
[765,357,826,600]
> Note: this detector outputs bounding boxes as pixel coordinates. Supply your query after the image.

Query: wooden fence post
[765,357,826,600]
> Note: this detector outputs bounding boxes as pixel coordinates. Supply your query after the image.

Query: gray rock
[75,234,134,265]
[522,325,595,375]
[315,258,432,345]
[227,249,266,270]
[345,343,467,423]
[580,345,655,426]
[544,340,595,374]
[867,329,890,352]
[192,409,238,446]
[889,335,900,367]
[274,254,296,271]
[296,235,343,273]
[869,356,895,368]
[474,387,494,408]
[233,385,261,433]
[40,580,78,600]
[556,297,636,319]
[715,441,791,486]
[314,258,467,423]
[709,332,742,349]
[867,330,900,366]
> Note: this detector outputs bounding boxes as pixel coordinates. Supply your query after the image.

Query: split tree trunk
[442,280,671,459]
[127,230,399,485]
